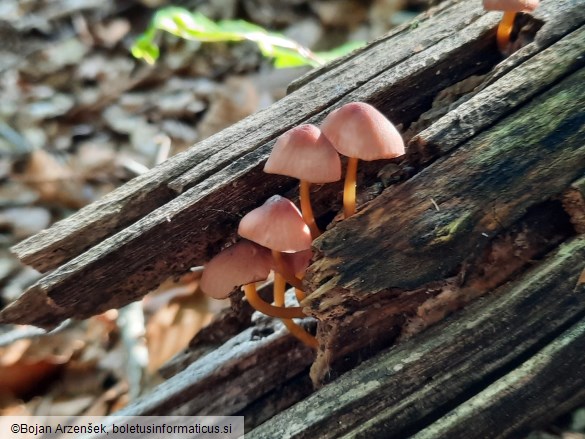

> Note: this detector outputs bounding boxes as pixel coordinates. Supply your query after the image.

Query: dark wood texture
[305,65,585,383]
[114,316,314,417]
[248,237,585,438]
[11,0,490,272]
[412,318,585,439]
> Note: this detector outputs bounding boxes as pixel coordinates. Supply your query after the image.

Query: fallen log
[3,0,585,436]
[248,237,585,438]
[3,0,582,330]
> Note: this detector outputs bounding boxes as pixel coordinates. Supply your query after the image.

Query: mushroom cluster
[199,102,405,347]
[482,0,540,53]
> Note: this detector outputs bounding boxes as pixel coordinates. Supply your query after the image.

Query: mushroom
[239,195,317,346]
[238,195,312,289]
[482,0,540,52]
[320,102,405,218]
[273,272,318,349]
[264,124,341,238]
[200,240,305,319]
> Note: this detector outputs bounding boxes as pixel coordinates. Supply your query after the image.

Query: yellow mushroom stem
[343,156,359,218]
[274,272,318,349]
[294,288,306,301]
[243,283,305,319]
[300,180,321,238]
[271,250,304,290]
[497,11,516,52]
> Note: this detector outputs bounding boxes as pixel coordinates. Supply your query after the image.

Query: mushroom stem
[295,288,306,301]
[300,180,321,238]
[343,156,359,218]
[243,283,305,319]
[497,11,516,52]
[274,273,318,349]
[272,250,304,290]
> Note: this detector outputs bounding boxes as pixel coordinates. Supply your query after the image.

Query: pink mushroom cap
[238,195,312,253]
[482,0,539,12]
[264,124,342,183]
[200,240,272,299]
[321,102,405,161]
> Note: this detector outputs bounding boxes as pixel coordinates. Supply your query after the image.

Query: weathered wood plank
[411,318,585,439]
[10,0,485,272]
[248,237,585,438]
[409,25,585,165]
[113,317,314,417]
[3,1,581,331]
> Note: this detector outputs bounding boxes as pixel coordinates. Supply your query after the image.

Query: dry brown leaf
[0,360,63,399]
[91,19,130,48]
[146,289,217,374]
[16,149,90,208]
[82,381,129,416]
[197,76,260,141]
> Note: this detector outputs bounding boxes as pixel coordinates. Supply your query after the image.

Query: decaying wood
[158,282,275,379]
[563,175,585,233]
[412,318,585,439]
[112,316,314,419]
[248,237,585,438]
[4,0,583,330]
[305,65,585,383]
[4,0,585,434]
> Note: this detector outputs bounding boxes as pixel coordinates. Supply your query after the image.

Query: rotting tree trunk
[306,62,585,384]
[2,0,585,436]
[249,238,585,438]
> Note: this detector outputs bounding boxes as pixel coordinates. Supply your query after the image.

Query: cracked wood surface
[11,0,488,272]
[248,237,585,438]
[2,0,583,434]
[0,0,524,328]
[305,65,585,382]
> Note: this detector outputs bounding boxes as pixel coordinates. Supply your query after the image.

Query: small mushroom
[320,102,405,218]
[239,195,317,347]
[264,124,341,238]
[482,0,540,52]
[200,240,272,299]
[200,240,305,319]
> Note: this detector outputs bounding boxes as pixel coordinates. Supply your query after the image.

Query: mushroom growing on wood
[320,102,405,218]
[239,195,317,347]
[200,240,272,299]
[200,240,305,319]
[482,0,540,52]
[264,124,341,238]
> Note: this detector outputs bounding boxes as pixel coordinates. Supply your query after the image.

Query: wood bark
[305,60,585,383]
[249,237,585,438]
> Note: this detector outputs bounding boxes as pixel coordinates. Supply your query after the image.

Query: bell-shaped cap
[483,0,539,11]
[321,102,405,161]
[238,195,312,253]
[200,240,272,299]
[264,124,342,183]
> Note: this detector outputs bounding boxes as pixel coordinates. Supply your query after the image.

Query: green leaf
[131,33,160,64]
[130,6,361,69]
